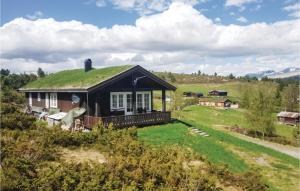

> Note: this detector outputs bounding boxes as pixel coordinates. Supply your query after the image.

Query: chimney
[84,59,92,72]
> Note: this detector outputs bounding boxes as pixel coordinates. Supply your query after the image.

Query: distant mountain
[246,70,275,78]
[246,67,300,79]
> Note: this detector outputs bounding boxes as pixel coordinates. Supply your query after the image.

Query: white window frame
[29,93,32,106]
[110,92,128,111]
[49,92,58,108]
[45,93,49,108]
[136,91,151,112]
[110,91,151,112]
[37,92,41,101]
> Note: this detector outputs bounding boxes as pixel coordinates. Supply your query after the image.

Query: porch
[84,111,171,128]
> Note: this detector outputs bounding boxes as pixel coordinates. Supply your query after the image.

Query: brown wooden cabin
[19,64,176,128]
[198,98,232,108]
[277,111,300,126]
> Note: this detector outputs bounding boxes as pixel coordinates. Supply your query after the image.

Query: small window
[29,93,32,106]
[50,93,57,108]
[37,93,41,101]
[118,94,124,108]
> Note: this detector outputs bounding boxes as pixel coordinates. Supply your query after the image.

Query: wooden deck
[84,111,171,128]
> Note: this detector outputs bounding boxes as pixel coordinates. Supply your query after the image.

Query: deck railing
[84,111,171,128]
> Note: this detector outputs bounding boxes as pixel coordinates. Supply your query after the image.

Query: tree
[228,73,235,79]
[168,72,176,83]
[214,72,217,77]
[245,83,277,138]
[1,69,10,76]
[281,84,299,112]
[37,68,46,78]
[197,70,201,76]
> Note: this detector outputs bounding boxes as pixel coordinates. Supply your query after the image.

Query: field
[138,107,300,190]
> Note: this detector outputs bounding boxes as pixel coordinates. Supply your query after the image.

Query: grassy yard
[178,105,296,143]
[138,105,300,191]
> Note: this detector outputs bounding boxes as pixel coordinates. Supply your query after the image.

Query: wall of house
[25,92,86,112]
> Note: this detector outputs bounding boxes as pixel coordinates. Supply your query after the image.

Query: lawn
[138,106,300,191]
[177,105,297,144]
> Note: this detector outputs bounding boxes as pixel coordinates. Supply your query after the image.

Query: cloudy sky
[1,0,299,75]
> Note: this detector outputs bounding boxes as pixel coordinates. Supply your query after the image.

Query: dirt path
[60,147,106,164]
[214,125,300,160]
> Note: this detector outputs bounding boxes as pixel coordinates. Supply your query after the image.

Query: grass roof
[23,65,134,90]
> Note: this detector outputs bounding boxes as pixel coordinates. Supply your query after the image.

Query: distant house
[19,61,176,128]
[277,111,300,126]
[183,92,203,98]
[208,90,228,96]
[198,98,232,108]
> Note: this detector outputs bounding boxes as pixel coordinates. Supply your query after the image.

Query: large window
[110,92,151,112]
[111,92,125,110]
[136,92,151,111]
[50,93,57,108]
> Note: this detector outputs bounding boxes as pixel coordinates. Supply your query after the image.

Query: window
[112,94,118,109]
[118,94,124,108]
[50,93,57,108]
[37,93,41,101]
[45,93,49,108]
[144,93,150,110]
[29,93,32,106]
[137,94,143,109]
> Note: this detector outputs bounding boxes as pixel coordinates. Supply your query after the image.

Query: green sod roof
[22,65,134,90]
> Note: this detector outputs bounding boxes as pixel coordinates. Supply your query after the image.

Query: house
[277,111,300,126]
[198,98,232,108]
[19,61,176,128]
[208,90,228,96]
[183,92,203,98]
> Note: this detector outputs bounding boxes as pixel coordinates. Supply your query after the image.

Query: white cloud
[26,11,44,20]
[283,2,300,18]
[214,17,221,22]
[95,0,107,7]
[229,12,235,16]
[1,2,299,74]
[110,0,201,15]
[225,0,257,7]
[236,16,248,23]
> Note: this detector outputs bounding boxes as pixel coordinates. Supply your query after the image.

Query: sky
[0,0,299,75]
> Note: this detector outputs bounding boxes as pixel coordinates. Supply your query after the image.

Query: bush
[1,113,36,130]
[49,127,98,147]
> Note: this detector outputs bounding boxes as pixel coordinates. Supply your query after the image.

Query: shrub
[1,113,36,130]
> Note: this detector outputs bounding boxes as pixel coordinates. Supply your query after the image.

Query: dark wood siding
[57,93,86,112]
[31,92,46,108]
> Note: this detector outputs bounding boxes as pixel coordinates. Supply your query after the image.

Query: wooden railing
[84,111,171,128]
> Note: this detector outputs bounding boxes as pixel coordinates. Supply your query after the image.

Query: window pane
[112,94,117,108]
[137,94,143,109]
[144,94,150,110]
[127,94,132,112]
[119,94,123,108]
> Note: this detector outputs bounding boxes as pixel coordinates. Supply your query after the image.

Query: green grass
[23,65,133,89]
[179,105,296,144]
[138,122,248,172]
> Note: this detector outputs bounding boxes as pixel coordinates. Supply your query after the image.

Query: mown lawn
[138,106,300,191]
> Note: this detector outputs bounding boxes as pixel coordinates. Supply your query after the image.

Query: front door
[125,93,133,115]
